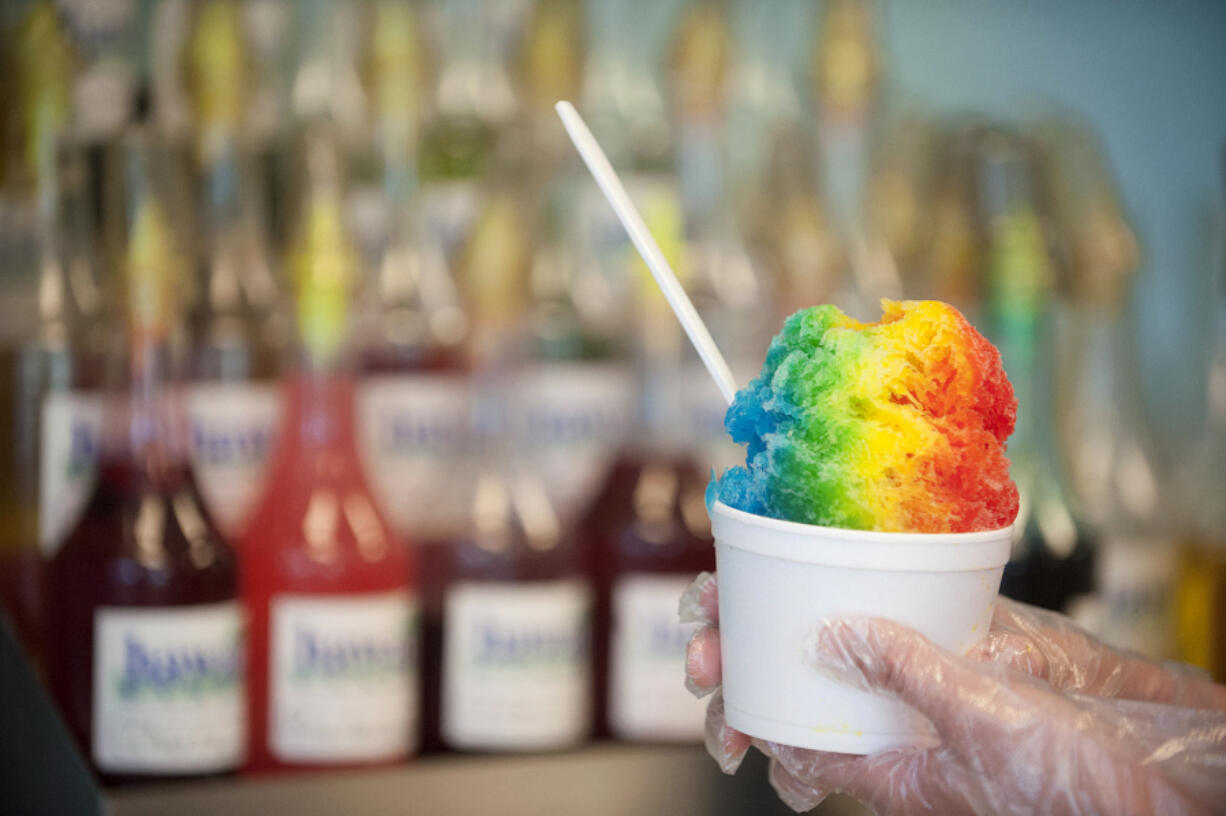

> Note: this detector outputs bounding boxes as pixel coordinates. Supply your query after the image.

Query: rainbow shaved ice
[710,300,1018,533]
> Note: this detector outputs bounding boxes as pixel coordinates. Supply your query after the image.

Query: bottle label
[442,579,591,750]
[270,592,419,762]
[39,391,102,558]
[358,374,471,539]
[92,602,246,773]
[187,382,280,537]
[608,574,706,741]
[515,363,633,523]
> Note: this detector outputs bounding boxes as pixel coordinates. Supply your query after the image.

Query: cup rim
[710,501,1015,571]
[711,501,1014,542]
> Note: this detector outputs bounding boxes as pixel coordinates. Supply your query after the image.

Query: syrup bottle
[810,0,896,313]
[45,124,245,785]
[516,0,633,530]
[1048,119,1176,658]
[977,129,1097,612]
[1175,146,1226,680]
[184,0,285,540]
[671,0,773,476]
[437,380,593,753]
[418,0,517,267]
[354,6,471,755]
[432,151,592,752]
[2,2,105,662]
[357,0,471,550]
[240,124,418,772]
[582,249,713,743]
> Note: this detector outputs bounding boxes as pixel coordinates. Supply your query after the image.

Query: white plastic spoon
[555,100,739,406]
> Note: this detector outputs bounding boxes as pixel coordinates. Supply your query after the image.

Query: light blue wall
[878,0,1226,454]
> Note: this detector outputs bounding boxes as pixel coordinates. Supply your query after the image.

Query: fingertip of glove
[678,571,717,624]
[685,674,716,699]
[768,758,828,813]
[704,695,750,774]
[707,725,750,775]
[685,626,722,695]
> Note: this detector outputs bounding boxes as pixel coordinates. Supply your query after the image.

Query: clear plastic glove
[681,572,1226,815]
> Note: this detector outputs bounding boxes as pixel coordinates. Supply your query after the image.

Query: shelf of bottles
[0,0,1223,800]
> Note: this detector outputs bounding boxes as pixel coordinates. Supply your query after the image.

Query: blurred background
[0,0,1224,814]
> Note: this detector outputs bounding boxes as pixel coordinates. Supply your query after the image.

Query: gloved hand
[681,572,1226,815]
[972,594,1226,711]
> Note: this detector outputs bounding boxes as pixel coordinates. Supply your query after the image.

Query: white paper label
[515,363,632,523]
[609,574,706,741]
[270,592,419,762]
[357,374,472,538]
[187,382,280,536]
[40,391,103,557]
[92,602,245,773]
[442,579,591,750]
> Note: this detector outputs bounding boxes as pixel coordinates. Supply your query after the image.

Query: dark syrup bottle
[435,381,593,753]
[1,0,107,667]
[44,125,245,785]
[582,288,713,742]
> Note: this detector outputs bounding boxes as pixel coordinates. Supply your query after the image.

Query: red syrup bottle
[44,127,246,785]
[240,124,418,773]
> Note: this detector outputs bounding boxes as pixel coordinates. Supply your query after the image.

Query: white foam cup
[711,500,1013,754]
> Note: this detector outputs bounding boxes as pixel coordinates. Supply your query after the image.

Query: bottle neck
[633,319,688,454]
[200,140,244,240]
[289,163,356,370]
[99,339,190,478]
[34,191,71,328]
[1066,297,1164,532]
[1082,299,1145,408]
[985,207,1057,451]
[280,369,357,452]
[18,1,72,202]
[433,0,515,125]
[676,117,724,233]
[582,1,670,169]
[370,3,420,197]
[104,131,191,474]
[464,374,566,559]
[196,141,278,323]
[35,146,101,329]
[984,205,1086,552]
[372,212,468,363]
[189,0,245,161]
[814,0,879,126]
[282,126,365,430]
